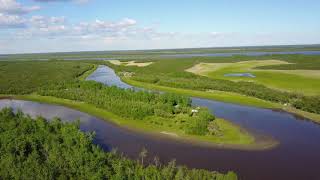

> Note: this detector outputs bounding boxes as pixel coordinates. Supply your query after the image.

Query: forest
[0,61,94,94]
[0,108,237,180]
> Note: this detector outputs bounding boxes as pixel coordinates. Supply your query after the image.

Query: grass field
[186,60,320,95]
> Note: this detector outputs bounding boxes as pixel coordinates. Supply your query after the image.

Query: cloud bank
[0,0,40,15]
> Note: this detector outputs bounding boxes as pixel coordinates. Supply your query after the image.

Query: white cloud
[15,15,68,38]
[0,0,40,15]
[29,15,66,28]
[76,18,137,34]
[0,0,40,28]
[12,16,141,40]
[0,13,26,28]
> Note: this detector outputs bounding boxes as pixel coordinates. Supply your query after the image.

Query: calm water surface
[224,73,256,78]
[1,65,320,180]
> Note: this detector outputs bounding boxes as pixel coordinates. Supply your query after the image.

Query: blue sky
[0,0,319,53]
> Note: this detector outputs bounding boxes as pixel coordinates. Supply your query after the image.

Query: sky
[0,0,319,54]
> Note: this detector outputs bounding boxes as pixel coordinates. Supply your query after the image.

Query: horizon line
[1,43,320,56]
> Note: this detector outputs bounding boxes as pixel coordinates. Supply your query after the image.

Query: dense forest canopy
[0,61,93,94]
[0,108,237,179]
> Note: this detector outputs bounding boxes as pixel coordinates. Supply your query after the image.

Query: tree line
[0,61,94,95]
[0,108,237,180]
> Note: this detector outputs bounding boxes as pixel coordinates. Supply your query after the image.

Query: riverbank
[122,78,320,123]
[0,94,278,150]
[78,64,98,80]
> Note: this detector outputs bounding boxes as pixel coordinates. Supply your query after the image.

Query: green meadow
[187,60,320,95]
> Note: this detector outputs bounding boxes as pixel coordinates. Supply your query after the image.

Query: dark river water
[1,65,320,180]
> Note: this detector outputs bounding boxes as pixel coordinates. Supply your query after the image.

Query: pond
[1,65,320,180]
[224,73,256,78]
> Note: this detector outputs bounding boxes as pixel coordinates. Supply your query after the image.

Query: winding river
[1,65,320,180]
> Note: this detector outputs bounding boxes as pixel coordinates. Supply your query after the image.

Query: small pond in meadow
[224,73,256,78]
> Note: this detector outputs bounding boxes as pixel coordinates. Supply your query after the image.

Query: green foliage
[0,108,237,180]
[185,108,215,135]
[0,61,94,94]
[292,96,320,114]
[37,80,192,120]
